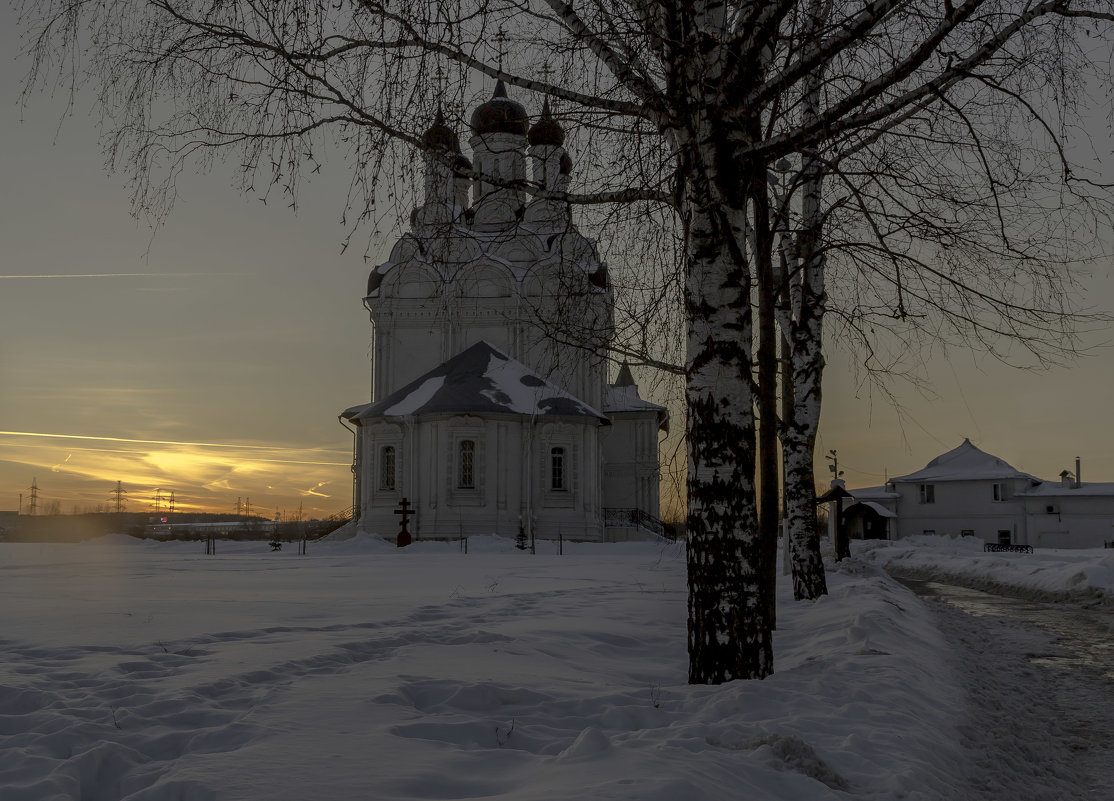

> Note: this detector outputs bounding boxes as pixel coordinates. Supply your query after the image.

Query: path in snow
[899,578,1114,800]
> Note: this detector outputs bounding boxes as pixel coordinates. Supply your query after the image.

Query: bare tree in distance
[19,0,1113,682]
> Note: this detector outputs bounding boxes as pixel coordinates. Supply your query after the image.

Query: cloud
[0,431,350,513]
[0,430,348,462]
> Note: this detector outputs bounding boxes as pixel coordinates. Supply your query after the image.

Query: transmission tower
[28,478,39,516]
[168,491,175,514]
[244,497,252,517]
[110,481,128,512]
[154,488,163,514]
[235,496,243,515]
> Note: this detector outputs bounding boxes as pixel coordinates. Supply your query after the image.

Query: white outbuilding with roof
[340,84,667,543]
[844,439,1114,548]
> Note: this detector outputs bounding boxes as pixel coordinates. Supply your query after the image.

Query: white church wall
[600,414,661,519]
[383,323,445,396]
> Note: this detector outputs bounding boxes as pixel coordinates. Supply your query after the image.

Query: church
[340,83,668,543]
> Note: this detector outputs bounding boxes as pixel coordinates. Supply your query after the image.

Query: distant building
[844,439,1114,548]
[0,511,18,536]
[340,84,668,542]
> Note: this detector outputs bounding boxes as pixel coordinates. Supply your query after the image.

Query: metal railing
[603,508,671,540]
[983,543,1034,554]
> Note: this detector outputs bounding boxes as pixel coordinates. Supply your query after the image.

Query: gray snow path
[900,578,1114,800]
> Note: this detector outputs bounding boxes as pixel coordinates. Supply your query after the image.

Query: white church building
[340,83,668,543]
[843,439,1114,549]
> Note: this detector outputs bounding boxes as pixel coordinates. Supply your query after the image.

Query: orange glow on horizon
[0,430,352,516]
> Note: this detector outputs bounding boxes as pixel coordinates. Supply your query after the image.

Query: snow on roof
[846,500,898,518]
[849,485,901,501]
[602,385,669,431]
[1018,481,1114,498]
[342,341,608,424]
[890,439,1036,483]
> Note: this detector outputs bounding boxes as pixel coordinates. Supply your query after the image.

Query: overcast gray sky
[2,9,1112,517]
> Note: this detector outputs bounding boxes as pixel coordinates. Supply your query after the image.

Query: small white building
[340,84,668,542]
[845,439,1114,549]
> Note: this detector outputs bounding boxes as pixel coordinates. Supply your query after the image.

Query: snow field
[1,535,973,800]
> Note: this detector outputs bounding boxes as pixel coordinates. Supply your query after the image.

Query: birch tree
[20,0,1113,682]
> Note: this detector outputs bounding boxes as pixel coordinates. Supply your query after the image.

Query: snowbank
[856,535,1114,604]
[0,539,973,799]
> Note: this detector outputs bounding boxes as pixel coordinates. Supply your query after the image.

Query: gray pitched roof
[342,341,608,424]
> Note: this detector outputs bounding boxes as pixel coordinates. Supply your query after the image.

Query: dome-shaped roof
[421,107,460,152]
[470,80,529,136]
[452,153,473,176]
[558,151,573,175]
[528,98,564,147]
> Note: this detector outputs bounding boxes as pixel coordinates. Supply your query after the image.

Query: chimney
[1075,456,1082,489]
[1060,470,1072,489]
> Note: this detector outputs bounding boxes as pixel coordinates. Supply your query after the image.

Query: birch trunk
[781,0,830,601]
[682,136,773,681]
[752,164,780,629]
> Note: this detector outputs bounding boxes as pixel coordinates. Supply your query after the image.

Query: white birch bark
[778,0,830,600]
[681,17,774,679]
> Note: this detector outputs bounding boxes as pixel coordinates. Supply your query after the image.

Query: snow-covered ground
[1,532,1110,800]
[856,535,1114,604]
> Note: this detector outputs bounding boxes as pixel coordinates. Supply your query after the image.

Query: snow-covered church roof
[342,341,608,424]
[890,439,1037,483]
[602,364,669,431]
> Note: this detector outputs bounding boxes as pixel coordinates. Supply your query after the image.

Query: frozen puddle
[899,577,1114,799]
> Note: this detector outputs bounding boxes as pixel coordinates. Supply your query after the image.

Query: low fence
[983,543,1034,554]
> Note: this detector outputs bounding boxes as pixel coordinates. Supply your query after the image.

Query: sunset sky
[2,12,1112,519]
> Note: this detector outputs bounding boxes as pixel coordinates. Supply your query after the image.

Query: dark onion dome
[367,268,387,295]
[528,97,564,147]
[469,80,529,136]
[421,107,460,152]
[453,153,473,176]
[588,262,608,289]
[558,151,573,175]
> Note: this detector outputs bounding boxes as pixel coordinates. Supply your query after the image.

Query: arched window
[550,446,566,491]
[458,440,475,488]
[379,446,396,491]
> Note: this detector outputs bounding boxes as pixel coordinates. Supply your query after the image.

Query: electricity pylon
[110,481,128,512]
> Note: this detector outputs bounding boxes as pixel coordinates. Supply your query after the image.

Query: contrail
[0,430,347,456]
[0,273,175,279]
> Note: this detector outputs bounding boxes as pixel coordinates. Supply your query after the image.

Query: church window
[379,446,396,491]
[919,484,935,504]
[550,447,566,491]
[458,440,475,488]
[992,482,1007,502]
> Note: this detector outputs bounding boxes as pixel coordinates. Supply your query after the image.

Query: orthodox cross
[394,497,414,547]
[539,63,554,84]
[495,26,508,70]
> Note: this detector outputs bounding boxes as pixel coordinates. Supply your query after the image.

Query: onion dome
[558,152,573,175]
[469,80,529,136]
[528,98,565,147]
[588,263,608,289]
[421,107,459,152]
[453,153,473,176]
